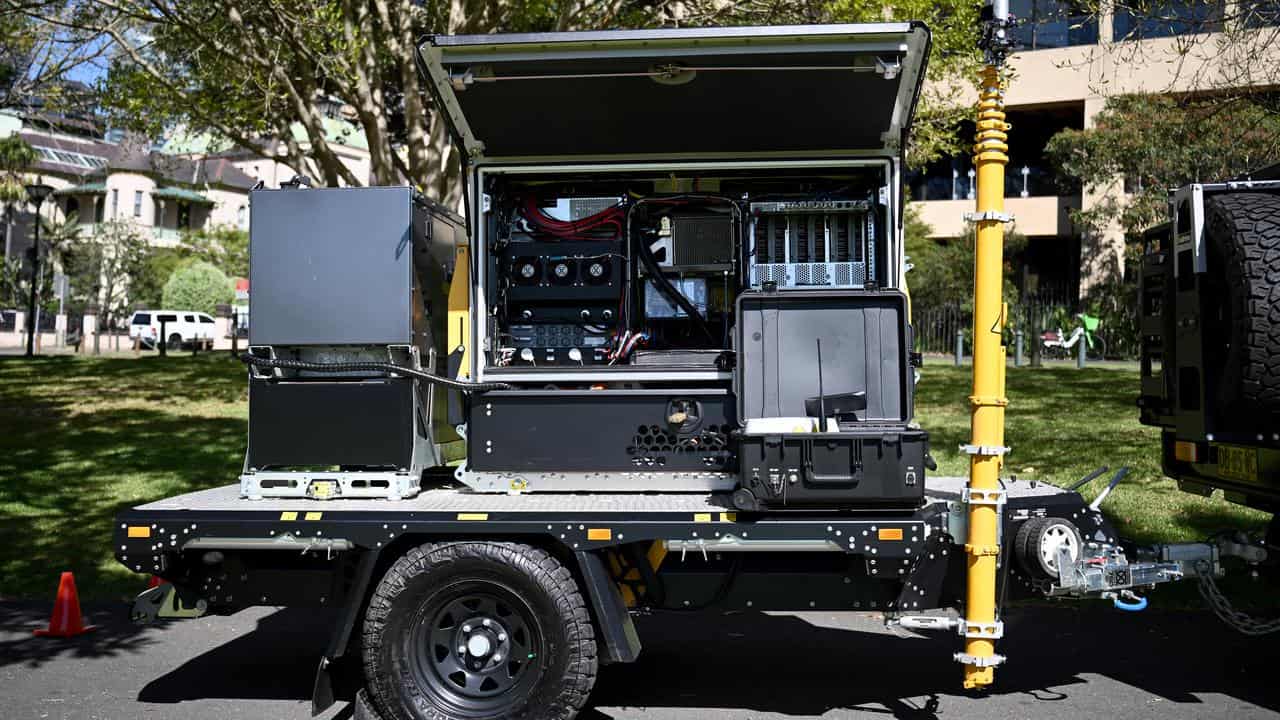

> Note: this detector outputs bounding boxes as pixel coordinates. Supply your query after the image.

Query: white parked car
[128,310,217,350]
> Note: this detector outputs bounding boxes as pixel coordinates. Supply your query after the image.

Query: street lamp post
[23,180,54,358]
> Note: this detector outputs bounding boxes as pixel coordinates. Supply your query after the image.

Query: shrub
[161,260,233,315]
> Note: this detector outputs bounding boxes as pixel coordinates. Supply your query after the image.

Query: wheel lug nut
[457,645,466,655]
[482,619,491,627]
[498,632,507,642]
[462,624,471,632]
[493,653,502,662]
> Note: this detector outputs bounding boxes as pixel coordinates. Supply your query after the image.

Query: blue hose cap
[1113,594,1148,612]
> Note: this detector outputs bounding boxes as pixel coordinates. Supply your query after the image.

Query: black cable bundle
[239,354,513,392]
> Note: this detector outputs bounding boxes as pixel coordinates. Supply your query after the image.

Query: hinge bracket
[961,487,1007,507]
[955,652,1006,667]
[960,444,1010,457]
[964,211,1014,224]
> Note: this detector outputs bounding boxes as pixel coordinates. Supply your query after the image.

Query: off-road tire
[1206,193,1280,416]
[362,541,597,720]
[1014,517,1082,582]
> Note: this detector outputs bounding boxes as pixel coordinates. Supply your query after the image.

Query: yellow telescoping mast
[959,0,1015,688]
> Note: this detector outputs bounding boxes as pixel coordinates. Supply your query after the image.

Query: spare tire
[1205,193,1280,416]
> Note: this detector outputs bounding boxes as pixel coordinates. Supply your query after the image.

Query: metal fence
[0,308,59,332]
[914,303,970,356]
[914,294,1089,359]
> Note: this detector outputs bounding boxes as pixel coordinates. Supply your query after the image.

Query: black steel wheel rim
[408,580,543,715]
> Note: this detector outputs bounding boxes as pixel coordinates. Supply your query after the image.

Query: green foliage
[65,221,151,325]
[130,247,187,310]
[1043,93,1280,359]
[820,0,983,169]
[904,204,970,313]
[0,12,35,107]
[0,212,83,311]
[1046,94,1280,237]
[0,135,38,204]
[161,260,233,315]
[178,225,249,279]
[904,203,1026,314]
[90,0,980,201]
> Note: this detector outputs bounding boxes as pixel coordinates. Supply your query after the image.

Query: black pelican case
[732,289,927,511]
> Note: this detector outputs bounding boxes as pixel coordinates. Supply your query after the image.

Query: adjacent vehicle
[1139,165,1280,518]
[128,309,217,350]
[115,24,1217,720]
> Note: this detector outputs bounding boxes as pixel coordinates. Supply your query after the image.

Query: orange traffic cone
[33,572,98,638]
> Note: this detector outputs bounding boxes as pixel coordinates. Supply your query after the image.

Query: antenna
[815,338,826,430]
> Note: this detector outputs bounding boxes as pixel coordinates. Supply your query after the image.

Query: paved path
[2,602,1278,719]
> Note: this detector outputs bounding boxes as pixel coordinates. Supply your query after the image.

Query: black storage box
[732,289,926,511]
[735,430,927,511]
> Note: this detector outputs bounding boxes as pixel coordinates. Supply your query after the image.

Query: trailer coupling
[1049,542,1202,602]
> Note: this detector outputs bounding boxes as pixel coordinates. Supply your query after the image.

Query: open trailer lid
[419,23,930,162]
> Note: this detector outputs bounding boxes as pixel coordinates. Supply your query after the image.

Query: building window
[94,197,104,223]
[237,205,247,228]
[133,190,143,218]
[111,189,118,218]
[1113,0,1222,41]
[65,197,80,221]
[1009,0,1099,49]
[178,203,191,229]
[30,146,108,169]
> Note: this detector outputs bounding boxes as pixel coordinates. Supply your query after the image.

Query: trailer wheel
[362,541,597,720]
[1014,517,1082,581]
[1206,193,1280,416]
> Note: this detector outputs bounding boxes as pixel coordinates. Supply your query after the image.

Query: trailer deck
[115,475,1089,585]
[132,475,1071,513]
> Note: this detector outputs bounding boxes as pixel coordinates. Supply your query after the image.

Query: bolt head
[462,624,471,632]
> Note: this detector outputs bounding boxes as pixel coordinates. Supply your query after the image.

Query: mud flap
[312,550,380,716]
[576,550,642,664]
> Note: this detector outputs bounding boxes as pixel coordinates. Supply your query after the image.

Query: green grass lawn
[0,353,1271,602]
[915,361,1269,545]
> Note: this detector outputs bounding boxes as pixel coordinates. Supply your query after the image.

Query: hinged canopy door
[420,23,930,161]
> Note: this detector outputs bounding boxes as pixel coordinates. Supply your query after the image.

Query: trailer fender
[312,549,379,716]
[575,550,642,664]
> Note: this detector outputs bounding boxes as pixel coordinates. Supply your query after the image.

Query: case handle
[803,441,862,486]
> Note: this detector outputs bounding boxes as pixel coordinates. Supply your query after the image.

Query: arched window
[237,205,247,228]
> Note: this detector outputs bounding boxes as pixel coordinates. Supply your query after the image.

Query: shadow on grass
[0,353,247,408]
[0,354,248,600]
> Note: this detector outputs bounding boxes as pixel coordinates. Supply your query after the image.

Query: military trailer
[116,24,1213,720]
